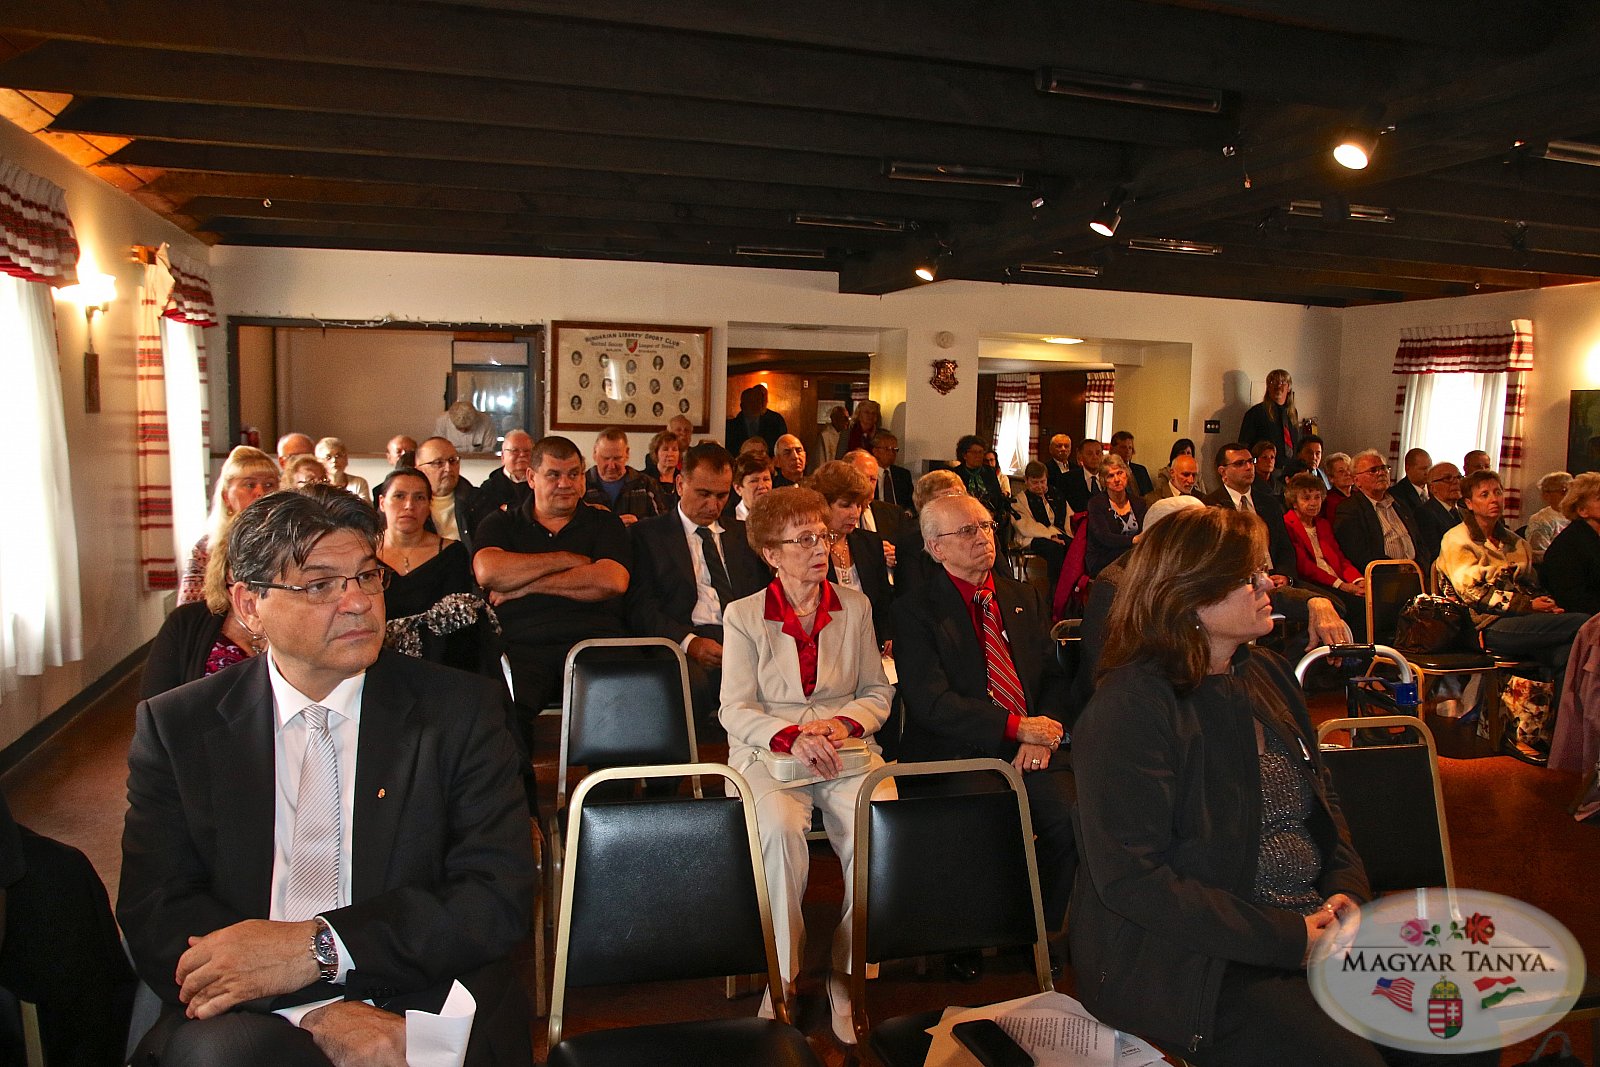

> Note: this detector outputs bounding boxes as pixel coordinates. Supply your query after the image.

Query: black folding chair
[1364,559,1500,712]
[547,764,819,1067]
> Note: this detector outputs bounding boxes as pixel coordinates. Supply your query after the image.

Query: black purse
[1392,594,1476,653]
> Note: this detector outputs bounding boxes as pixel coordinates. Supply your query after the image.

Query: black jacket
[1541,518,1600,614]
[1202,487,1297,582]
[1071,648,1368,1052]
[724,410,788,453]
[1238,402,1300,454]
[1414,498,1463,562]
[141,601,229,700]
[1334,490,1429,574]
[625,510,769,643]
[829,527,896,647]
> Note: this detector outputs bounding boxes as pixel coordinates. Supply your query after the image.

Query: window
[1397,372,1506,471]
[994,401,1030,474]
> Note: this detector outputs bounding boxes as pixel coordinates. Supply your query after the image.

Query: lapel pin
[377,788,386,799]
[1013,606,1022,614]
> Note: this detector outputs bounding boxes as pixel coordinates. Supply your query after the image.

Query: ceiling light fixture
[1286,200,1395,223]
[1543,140,1600,167]
[886,161,1029,188]
[914,246,954,283]
[1018,262,1101,277]
[791,212,908,232]
[1126,237,1222,256]
[1035,68,1223,114]
[734,246,828,259]
[1044,336,1085,345]
[1333,127,1380,170]
[1089,189,1126,238]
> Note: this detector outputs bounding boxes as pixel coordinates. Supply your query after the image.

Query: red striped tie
[974,590,1027,716]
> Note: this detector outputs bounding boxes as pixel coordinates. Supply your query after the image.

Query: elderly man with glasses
[893,493,1076,972]
[413,436,482,556]
[472,429,534,525]
[1333,447,1429,573]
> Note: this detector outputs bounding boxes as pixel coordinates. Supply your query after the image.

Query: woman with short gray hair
[1525,470,1573,562]
[1083,453,1147,576]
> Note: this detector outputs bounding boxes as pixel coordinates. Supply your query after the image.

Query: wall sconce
[53,272,115,413]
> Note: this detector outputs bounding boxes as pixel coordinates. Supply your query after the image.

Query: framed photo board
[550,321,713,432]
[1568,389,1600,474]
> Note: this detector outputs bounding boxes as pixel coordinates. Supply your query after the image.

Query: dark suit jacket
[1334,490,1428,574]
[724,410,788,453]
[626,510,769,643]
[1061,466,1100,515]
[879,464,915,513]
[118,651,534,1032]
[1202,486,1297,581]
[865,499,906,542]
[830,527,895,646]
[1389,478,1427,515]
[893,570,1067,763]
[1128,461,1154,498]
[1540,518,1600,614]
[1414,498,1462,562]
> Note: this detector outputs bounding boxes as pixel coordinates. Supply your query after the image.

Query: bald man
[386,434,417,469]
[474,429,535,527]
[771,434,807,488]
[276,432,314,468]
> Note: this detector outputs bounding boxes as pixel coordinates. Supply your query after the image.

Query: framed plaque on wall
[550,321,713,432]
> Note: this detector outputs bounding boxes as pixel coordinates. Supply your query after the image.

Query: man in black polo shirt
[474,436,631,745]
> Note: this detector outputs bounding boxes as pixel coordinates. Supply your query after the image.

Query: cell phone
[952,1018,1034,1067]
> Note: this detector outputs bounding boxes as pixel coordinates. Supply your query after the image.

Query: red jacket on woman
[1284,509,1360,588]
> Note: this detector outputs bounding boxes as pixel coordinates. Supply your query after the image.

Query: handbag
[1393,594,1476,654]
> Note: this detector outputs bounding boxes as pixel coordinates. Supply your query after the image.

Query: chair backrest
[848,759,1052,1040]
[1364,559,1425,645]
[549,763,788,1048]
[558,639,698,806]
[1316,716,1454,893]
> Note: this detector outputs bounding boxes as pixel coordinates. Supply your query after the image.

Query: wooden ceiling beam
[1203,221,1600,278]
[1132,0,1563,52]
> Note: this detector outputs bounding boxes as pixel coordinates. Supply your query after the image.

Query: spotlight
[1333,127,1379,170]
[914,262,937,282]
[1089,189,1126,238]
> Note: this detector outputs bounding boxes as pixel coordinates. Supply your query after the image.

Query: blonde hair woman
[177,446,277,605]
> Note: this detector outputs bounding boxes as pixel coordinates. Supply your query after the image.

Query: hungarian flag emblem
[1475,975,1525,1009]
[1428,979,1463,1039]
[626,339,639,353]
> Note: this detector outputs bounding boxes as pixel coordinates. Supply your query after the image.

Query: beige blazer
[719,582,893,771]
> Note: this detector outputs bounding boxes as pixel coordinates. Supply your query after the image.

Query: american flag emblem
[1372,977,1414,1012]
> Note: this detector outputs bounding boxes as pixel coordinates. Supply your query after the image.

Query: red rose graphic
[1465,913,1495,945]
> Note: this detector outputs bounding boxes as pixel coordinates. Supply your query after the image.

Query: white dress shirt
[677,506,726,640]
[1224,486,1256,512]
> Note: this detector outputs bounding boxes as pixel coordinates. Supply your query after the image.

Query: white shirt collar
[676,505,723,538]
[267,653,366,730]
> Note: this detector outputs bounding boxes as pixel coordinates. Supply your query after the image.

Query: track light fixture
[1089,189,1126,238]
[1333,127,1380,170]
[914,246,952,283]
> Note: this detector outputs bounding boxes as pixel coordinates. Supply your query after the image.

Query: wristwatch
[310,916,339,983]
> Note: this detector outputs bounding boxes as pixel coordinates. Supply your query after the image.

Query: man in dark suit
[893,494,1075,941]
[845,448,907,542]
[119,489,534,1067]
[1414,461,1464,561]
[1044,433,1075,500]
[1203,442,1297,584]
[1061,438,1104,514]
[469,428,533,528]
[871,433,915,514]
[1334,448,1429,573]
[1109,431,1153,497]
[628,443,769,722]
[724,383,788,454]
[1390,447,1432,514]
[414,436,481,555]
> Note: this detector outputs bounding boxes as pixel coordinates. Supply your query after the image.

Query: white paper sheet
[922,991,1166,1067]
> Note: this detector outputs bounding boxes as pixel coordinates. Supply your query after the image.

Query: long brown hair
[1263,368,1298,428]
[1098,507,1266,694]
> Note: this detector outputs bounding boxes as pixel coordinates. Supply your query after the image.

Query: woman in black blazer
[808,460,896,650]
[1083,454,1149,576]
[1541,473,1600,614]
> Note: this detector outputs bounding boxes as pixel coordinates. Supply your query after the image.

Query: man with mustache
[120,487,534,1067]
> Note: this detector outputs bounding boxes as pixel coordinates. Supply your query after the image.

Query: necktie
[1239,493,1254,514]
[284,704,341,921]
[1089,475,1100,495]
[695,526,734,607]
[973,590,1027,717]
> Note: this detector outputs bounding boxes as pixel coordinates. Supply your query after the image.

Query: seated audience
[1148,437,1195,497]
[1283,473,1366,630]
[1061,438,1105,513]
[725,382,788,454]
[719,487,894,1044]
[1438,469,1589,708]
[1279,433,1329,489]
[1083,453,1148,577]
[646,429,683,511]
[583,426,665,525]
[628,443,769,724]
[1238,367,1301,454]
[644,415,693,477]
[282,453,329,490]
[1525,470,1573,562]
[731,452,773,521]
[1320,450,1355,522]
[375,469,488,674]
[315,436,369,499]
[894,469,969,590]
[893,493,1075,952]
[816,404,848,466]
[1414,462,1464,560]
[0,791,137,1067]
[736,434,771,464]
[1334,449,1427,573]
[771,433,808,488]
[1542,472,1600,614]
[414,436,481,554]
[275,431,314,468]
[1390,447,1432,513]
[473,428,534,524]
[871,431,914,512]
[1146,448,1200,506]
[178,445,277,605]
[1251,440,1282,501]
[1044,433,1076,499]
[122,488,534,1066]
[845,449,906,545]
[1011,460,1071,591]
[1071,506,1475,1067]
[1109,431,1153,497]
[385,433,417,469]
[1206,442,1295,585]
[955,434,1010,525]
[841,399,882,458]
[808,461,895,650]
[1463,448,1493,475]
[145,522,264,699]
[436,397,496,452]
[475,436,631,743]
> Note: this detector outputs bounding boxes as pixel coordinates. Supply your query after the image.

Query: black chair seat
[868,1008,944,1067]
[1404,650,1494,672]
[549,1017,818,1067]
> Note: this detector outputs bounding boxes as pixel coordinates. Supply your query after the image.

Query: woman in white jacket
[720,486,895,1045]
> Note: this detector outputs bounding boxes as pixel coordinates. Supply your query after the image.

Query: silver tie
[283,703,341,920]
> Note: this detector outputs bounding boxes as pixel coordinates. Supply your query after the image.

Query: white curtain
[0,275,81,685]
[994,401,1031,475]
[161,316,209,560]
[1397,371,1506,476]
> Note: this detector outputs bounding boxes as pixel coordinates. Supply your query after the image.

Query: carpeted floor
[2,666,1595,1065]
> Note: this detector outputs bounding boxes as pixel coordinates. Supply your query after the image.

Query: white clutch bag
[766,737,871,782]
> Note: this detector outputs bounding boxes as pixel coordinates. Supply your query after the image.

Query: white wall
[0,119,212,750]
[1117,342,1195,471]
[278,327,455,453]
[212,246,1345,477]
[1336,283,1600,490]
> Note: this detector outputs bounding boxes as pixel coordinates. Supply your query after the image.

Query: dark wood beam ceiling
[6,0,1600,306]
